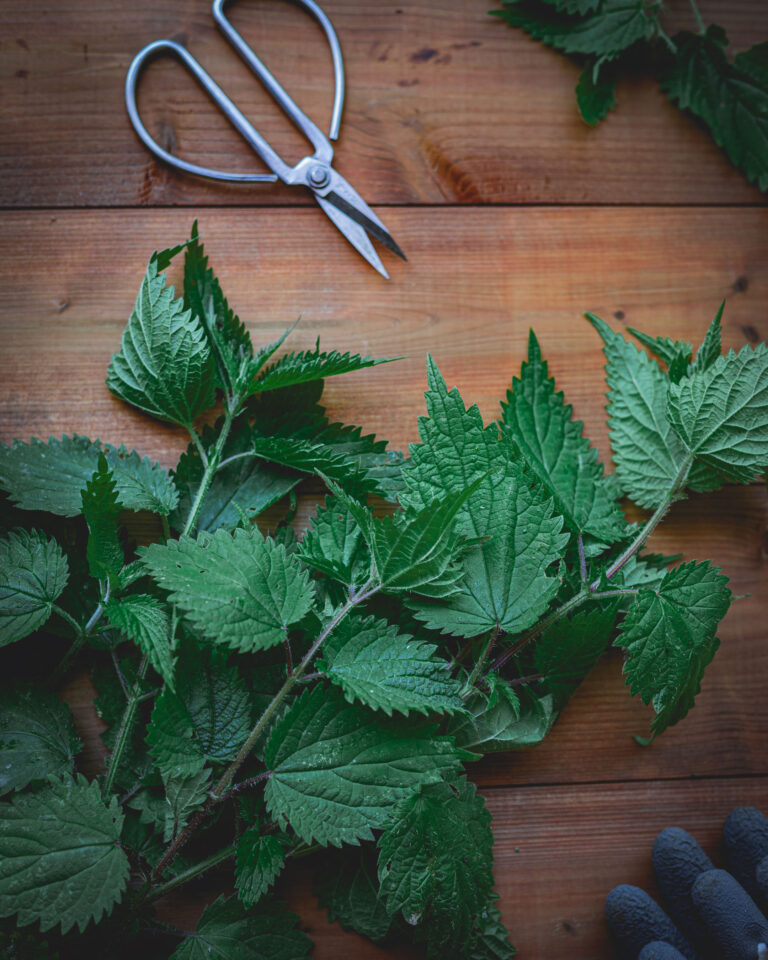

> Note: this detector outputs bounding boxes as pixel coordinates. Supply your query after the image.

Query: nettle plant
[0,228,766,960]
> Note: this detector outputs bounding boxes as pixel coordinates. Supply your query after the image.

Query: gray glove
[605,806,768,960]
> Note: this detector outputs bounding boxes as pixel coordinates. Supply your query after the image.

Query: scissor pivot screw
[309,164,330,188]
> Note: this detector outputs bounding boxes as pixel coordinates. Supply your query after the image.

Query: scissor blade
[322,171,406,261]
[315,193,389,279]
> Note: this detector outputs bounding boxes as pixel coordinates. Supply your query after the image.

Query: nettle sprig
[0,227,766,959]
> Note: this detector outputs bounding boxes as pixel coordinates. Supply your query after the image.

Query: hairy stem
[217,770,272,803]
[149,845,235,901]
[102,656,148,797]
[462,625,500,695]
[687,0,705,33]
[182,399,242,537]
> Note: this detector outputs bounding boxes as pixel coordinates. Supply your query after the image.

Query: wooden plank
[2,0,767,207]
[0,207,766,462]
[152,777,768,959]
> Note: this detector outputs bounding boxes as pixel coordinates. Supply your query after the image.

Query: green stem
[182,400,242,537]
[52,603,85,637]
[149,845,234,901]
[102,656,148,798]
[186,426,209,469]
[462,625,500,696]
[687,0,706,33]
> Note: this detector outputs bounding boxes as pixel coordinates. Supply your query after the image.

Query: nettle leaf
[493,0,656,59]
[315,846,392,942]
[317,613,464,717]
[540,0,599,13]
[183,221,253,392]
[235,827,289,907]
[297,495,370,587]
[402,359,567,637]
[170,895,312,960]
[662,26,768,192]
[104,595,174,689]
[0,689,80,795]
[694,301,724,373]
[576,59,616,125]
[501,330,624,542]
[81,454,123,585]
[627,328,693,384]
[447,685,558,753]
[589,314,687,508]
[448,897,517,960]
[107,258,216,427]
[264,684,464,846]
[534,603,618,696]
[616,560,731,735]
[147,645,252,776]
[172,421,299,534]
[0,529,68,647]
[0,435,178,517]
[667,342,768,484]
[0,775,129,934]
[247,343,395,396]
[162,767,212,842]
[141,528,313,654]
[377,778,494,950]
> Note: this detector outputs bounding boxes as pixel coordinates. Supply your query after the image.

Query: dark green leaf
[576,59,616,125]
[297,496,370,587]
[315,846,391,941]
[247,344,395,396]
[81,454,123,585]
[0,529,68,647]
[104,595,174,689]
[235,827,289,907]
[162,767,211,842]
[0,689,80,795]
[534,603,617,696]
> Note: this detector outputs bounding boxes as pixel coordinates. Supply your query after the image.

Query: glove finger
[757,854,768,902]
[605,884,700,960]
[652,827,714,957]
[691,868,768,960]
[639,943,689,960]
[723,806,768,903]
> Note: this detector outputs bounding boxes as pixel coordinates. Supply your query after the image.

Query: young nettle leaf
[317,612,464,716]
[616,561,731,736]
[107,258,216,428]
[402,359,567,637]
[264,684,464,846]
[235,826,290,907]
[627,328,693,385]
[492,0,657,59]
[662,26,768,192]
[104,594,174,689]
[377,777,495,950]
[162,766,212,842]
[0,689,80,795]
[0,775,129,933]
[589,314,688,508]
[447,684,558,753]
[141,527,313,654]
[315,846,392,942]
[667,342,768,484]
[247,343,396,396]
[298,495,370,587]
[169,896,312,960]
[0,435,178,517]
[693,301,724,373]
[501,330,624,542]
[0,529,69,647]
[81,454,123,586]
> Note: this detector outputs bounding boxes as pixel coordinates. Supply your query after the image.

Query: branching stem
[182,399,242,536]
[149,845,234,901]
[102,656,148,798]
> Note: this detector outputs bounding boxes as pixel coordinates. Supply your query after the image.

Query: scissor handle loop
[125,39,280,183]
[213,0,344,144]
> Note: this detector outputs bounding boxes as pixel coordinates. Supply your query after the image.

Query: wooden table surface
[1,1,767,957]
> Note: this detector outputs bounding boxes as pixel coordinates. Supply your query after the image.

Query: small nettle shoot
[0,224,766,958]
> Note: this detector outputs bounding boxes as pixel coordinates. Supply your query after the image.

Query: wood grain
[1,207,766,464]
[2,0,767,207]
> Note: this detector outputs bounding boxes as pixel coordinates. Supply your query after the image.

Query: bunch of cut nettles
[492,0,768,193]
[0,225,766,959]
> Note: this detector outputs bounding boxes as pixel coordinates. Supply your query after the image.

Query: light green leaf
[0,435,178,517]
[104,595,174,689]
[315,847,391,942]
[377,778,494,950]
[264,685,464,846]
[0,529,68,647]
[627,327,693,384]
[0,775,129,933]
[235,827,289,907]
[588,314,688,508]
[162,767,211,842]
[318,613,464,716]
[247,344,395,396]
[402,358,567,637]
[662,26,768,192]
[446,685,558,752]
[667,342,768,484]
[616,560,731,735]
[0,689,80,795]
[297,496,370,587]
[576,59,616,125]
[81,454,123,585]
[501,330,624,542]
[107,258,216,427]
[169,895,312,960]
[534,603,618,696]
[147,645,252,776]
[493,0,657,58]
[141,528,313,654]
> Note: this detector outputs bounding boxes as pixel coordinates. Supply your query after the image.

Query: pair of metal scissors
[125,0,405,278]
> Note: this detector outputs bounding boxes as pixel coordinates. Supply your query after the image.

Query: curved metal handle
[125,39,280,182]
[214,0,345,146]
